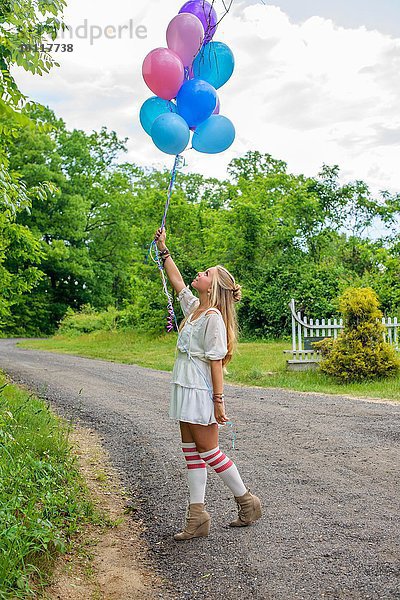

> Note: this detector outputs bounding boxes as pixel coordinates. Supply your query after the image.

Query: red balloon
[142,48,185,100]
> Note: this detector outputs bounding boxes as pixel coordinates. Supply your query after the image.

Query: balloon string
[149,154,183,332]
[161,154,181,229]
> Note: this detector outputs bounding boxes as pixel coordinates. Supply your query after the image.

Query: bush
[315,287,400,382]
[58,304,120,335]
[57,300,174,336]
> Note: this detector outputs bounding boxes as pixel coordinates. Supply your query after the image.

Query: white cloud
[11,0,400,199]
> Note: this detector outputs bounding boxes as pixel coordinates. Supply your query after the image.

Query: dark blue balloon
[140,96,177,136]
[151,113,190,155]
[176,78,217,128]
[192,115,235,154]
[193,42,234,89]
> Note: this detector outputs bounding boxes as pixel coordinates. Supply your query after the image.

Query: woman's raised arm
[154,227,185,295]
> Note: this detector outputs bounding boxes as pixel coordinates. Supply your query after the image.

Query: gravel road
[0,339,399,600]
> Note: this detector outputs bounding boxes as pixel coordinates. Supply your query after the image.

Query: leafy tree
[0,0,66,333]
[7,106,134,333]
[0,0,66,103]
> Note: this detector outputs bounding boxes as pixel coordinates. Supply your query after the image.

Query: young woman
[154,227,262,540]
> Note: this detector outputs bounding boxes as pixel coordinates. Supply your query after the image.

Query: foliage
[3,121,400,337]
[0,376,96,597]
[5,106,132,334]
[0,0,66,333]
[315,288,400,382]
[0,0,67,105]
[58,304,121,335]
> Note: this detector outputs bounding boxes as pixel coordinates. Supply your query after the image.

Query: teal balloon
[192,115,235,154]
[193,42,234,89]
[140,96,177,136]
[151,113,190,155]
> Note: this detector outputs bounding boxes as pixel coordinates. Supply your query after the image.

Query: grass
[0,373,105,599]
[19,331,400,402]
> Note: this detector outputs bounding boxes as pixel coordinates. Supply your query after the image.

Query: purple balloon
[179,1,217,43]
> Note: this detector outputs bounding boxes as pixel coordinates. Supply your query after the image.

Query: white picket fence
[285,299,400,370]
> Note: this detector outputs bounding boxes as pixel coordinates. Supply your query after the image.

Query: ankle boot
[174,502,211,541]
[229,489,262,527]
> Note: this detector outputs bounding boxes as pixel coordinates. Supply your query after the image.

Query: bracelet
[161,253,171,264]
[158,247,169,257]
[212,393,225,403]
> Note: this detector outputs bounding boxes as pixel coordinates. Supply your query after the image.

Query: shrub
[315,287,400,382]
[58,304,120,335]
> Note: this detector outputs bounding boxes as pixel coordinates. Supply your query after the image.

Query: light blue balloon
[192,115,235,154]
[151,113,190,155]
[193,42,235,89]
[139,97,177,136]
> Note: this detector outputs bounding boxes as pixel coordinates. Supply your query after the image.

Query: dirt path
[1,339,399,600]
[42,424,173,599]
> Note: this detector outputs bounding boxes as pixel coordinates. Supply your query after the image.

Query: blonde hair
[179,265,241,367]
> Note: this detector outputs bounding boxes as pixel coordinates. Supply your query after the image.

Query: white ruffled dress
[169,286,228,426]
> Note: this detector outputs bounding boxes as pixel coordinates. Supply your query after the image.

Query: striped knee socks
[181,442,207,504]
[199,447,247,497]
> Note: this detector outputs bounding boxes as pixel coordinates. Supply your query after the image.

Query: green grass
[0,373,104,599]
[19,331,400,402]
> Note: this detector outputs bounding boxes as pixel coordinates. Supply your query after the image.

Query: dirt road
[1,339,399,599]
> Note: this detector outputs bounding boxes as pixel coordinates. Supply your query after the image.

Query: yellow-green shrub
[314,287,400,382]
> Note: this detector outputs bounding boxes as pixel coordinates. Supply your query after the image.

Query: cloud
[11,0,400,200]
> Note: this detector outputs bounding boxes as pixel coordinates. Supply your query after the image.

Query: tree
[6,106,135,333]
[0,0,66,333]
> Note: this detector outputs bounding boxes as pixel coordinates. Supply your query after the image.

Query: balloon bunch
[140,0,235,155]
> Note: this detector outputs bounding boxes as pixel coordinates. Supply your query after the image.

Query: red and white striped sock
[182,442,207,504]
[199,446,247,497]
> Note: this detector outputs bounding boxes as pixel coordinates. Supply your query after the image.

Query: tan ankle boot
[174,502,211,541]
[229,489,262,527]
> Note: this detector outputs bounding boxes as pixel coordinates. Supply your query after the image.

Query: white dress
[169,286,228,426]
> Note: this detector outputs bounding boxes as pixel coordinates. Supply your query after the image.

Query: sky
[12,0,400,198]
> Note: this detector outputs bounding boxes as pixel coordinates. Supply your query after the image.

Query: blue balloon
[140,96,177,136]
[193,42,234,89]
[176,78,217,128]
[192,115,235,154]
[151,113,190,155]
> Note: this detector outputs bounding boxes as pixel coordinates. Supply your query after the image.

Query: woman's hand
[154,227,167,251]
[214,401,229,425]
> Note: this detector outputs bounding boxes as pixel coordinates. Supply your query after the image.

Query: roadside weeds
[41,423,174,600]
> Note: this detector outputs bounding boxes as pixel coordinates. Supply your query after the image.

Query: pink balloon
[166,13,204,67]
[142,48,185,100]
